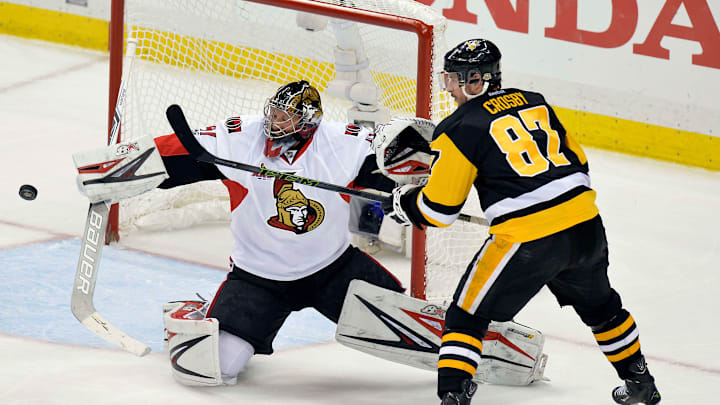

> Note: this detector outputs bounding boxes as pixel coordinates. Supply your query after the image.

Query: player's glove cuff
[383,184,420,227]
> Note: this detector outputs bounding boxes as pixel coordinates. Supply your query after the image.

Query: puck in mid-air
[19,184,38,200]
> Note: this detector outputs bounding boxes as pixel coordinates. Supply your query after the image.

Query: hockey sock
[591,309,645,380]
[437,330,484,398]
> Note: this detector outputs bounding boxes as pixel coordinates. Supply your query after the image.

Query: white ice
[1,35,719,404]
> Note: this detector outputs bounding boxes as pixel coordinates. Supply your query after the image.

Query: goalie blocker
[73,135,168,204]
[336,280,548,386]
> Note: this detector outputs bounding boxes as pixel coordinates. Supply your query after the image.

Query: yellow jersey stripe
[442,332,483,350]
[459,238,516,312]
[605,340,641,363]
[489,190,599,242]
[438,359,478,375]
[483,172,591,222]
[594,314,636,342]
[422,133,478,207]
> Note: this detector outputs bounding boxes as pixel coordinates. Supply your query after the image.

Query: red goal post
[106,0,485,302]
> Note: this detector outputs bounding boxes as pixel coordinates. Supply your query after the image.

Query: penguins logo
[267,179,325,234]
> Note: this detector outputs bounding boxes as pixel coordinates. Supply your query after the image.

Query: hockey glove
[73,135,168,204]
[382,184,418,227]
[372,117,435,186]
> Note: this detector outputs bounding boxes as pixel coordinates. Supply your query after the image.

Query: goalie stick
[71,38,151,357]
[165,104,489,227]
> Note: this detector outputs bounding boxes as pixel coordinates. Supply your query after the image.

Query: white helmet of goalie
[372,117,436,185]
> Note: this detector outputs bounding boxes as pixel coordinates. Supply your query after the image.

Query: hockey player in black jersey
[384,39,661,405]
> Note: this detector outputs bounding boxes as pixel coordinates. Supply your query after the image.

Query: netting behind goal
[424,188,489,304]
[113,0,488,302]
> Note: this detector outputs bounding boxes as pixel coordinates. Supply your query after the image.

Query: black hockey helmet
[442,39,502,90]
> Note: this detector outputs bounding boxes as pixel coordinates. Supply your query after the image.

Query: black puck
[19,184,38,200]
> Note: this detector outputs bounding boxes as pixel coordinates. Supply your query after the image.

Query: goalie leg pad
[336,280,549,386]
[164,301,235,386]
[476,321,548,386]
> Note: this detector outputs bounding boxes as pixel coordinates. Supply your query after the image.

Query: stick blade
[81,312,151,356]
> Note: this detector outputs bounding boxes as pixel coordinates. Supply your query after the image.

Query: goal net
[112,0,488,302]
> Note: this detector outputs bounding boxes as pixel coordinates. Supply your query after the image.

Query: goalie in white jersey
[151,80,408,385]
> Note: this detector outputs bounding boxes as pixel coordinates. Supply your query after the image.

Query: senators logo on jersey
[267,178,325,234]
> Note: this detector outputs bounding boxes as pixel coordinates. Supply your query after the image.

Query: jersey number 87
[489,105,585,177]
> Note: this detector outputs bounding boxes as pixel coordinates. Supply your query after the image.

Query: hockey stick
[165,104,489,227]
[71,38,151,357]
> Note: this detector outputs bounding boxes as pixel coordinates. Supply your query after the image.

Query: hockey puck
[19,184,38,200]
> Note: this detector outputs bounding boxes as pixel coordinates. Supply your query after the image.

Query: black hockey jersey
[406,88,598,242]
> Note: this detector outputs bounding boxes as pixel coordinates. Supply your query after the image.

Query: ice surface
[1,35,719,404]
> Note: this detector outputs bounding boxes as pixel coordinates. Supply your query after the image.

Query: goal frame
[106,0,433,299]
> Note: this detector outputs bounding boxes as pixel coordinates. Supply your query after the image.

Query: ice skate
[612,356,661,404]
[440,379,477,405]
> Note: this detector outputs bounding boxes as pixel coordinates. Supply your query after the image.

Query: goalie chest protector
[197,115,374,281]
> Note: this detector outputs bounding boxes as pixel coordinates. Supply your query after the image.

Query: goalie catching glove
[372,117,436,186]
[73,135,168,203]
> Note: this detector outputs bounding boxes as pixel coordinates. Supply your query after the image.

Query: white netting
[118,0,452,232]
[116,0,480,301]
[424,188,489,304]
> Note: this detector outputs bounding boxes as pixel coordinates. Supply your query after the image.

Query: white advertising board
[424,0,719,136]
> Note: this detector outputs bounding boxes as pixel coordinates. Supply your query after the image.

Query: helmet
[442,39,502,92]
[263,80,323,158]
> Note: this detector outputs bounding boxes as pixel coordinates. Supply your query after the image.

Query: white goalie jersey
[189,116,374,280]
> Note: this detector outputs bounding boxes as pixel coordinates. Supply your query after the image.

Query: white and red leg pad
[336,280,549,386]
[164,301,235,386]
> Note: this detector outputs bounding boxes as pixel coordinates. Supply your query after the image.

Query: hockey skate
[440,379,477,405]
[612,356,661,404]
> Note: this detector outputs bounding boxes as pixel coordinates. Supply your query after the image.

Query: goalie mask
[263,80,323,158]
[440,39,502,98]
[372,117,436,185]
